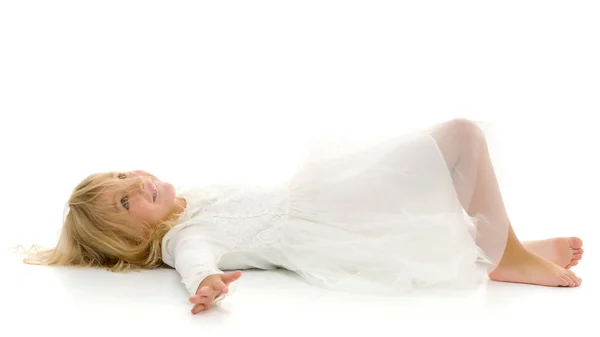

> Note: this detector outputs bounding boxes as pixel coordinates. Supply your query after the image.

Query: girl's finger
[196,286,212,295]
[201,298,214,308]
[191,295,212,305]
[200,295,215,305]
[222,271,242,284]
[191,303,205,315]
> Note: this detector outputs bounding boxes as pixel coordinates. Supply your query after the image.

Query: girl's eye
[118,173,127,179]
[121,196,129,210]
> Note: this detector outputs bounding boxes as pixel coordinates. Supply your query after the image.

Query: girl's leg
[430,118,581,287]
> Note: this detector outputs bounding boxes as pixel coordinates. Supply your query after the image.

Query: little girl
[25,118,584,315]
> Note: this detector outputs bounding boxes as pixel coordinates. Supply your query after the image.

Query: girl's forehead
[103,174,147,196]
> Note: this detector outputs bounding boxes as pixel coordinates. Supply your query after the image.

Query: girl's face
[106,170,183,230]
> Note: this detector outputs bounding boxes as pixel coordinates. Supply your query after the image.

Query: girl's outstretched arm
[162,228,236,312]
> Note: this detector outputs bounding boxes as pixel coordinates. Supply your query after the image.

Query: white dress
[161,130,493,298]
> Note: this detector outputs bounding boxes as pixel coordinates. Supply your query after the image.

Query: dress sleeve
[162,226,225,298]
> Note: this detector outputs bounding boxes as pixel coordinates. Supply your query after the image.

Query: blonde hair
[23,172,182,272]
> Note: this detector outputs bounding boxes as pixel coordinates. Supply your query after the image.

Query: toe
[559,276,573,287]
[565,270,581,287]
[570,260,579,267]
[573,253,583,260]
[569,237,583,250]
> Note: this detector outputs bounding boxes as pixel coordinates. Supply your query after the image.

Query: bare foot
[489,251,582,287]
[523,237,584,269]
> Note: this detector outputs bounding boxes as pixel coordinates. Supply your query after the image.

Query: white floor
[2,239,597,336]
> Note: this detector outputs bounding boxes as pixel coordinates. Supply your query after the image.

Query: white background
[1,1,598,336]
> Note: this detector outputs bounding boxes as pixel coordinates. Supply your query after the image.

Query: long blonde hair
[23,172,182,272]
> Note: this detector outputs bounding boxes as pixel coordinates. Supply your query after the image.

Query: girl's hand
[189,271,242,314]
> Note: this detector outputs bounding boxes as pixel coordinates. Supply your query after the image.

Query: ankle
[498,244,534,266]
